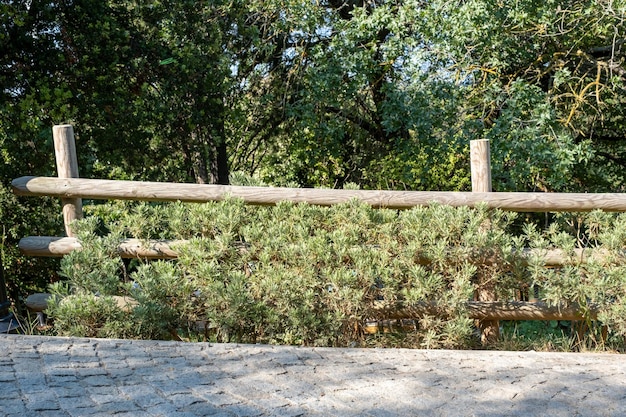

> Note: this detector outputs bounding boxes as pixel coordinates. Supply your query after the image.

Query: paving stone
[57,395,96,410]
[10,352,41,360]
[93,400,142,414]
[2,335,626,416]
[199,392,243,407]
[130,393,167,408]
[251,396,292,411]
[105,367,135,379]
[168,393,206,408]
[81,374,112,387]
[89,392,124,405]
[34,411,70,417]
[156,381,192,396]
[221,403,266,416]
[0,372,15,382]
[13,361,44,373]
[0,384,22,400]
[73,366,108,377]
[18,377,49,394]
[24,391,60,411]
[0,399,28,415]
[181,401,230,415]
[267,405,307,417]
[146,402,191,416]
[47,375,78,387]
[118,383,156,396]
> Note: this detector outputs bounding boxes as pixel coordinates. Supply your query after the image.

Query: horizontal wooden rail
[13,175,626,211]
[19,236,181,259]
[374,301,596,321]
[19,236,617,267]
[20,237,596,321]
[20,236,603,321]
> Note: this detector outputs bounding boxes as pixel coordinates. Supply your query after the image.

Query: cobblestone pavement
[0,335,625,416]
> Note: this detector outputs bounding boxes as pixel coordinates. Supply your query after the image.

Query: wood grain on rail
[376,301,596,321]
[12,176,626,212]
[19,236,180,259]
[19,236,617,267]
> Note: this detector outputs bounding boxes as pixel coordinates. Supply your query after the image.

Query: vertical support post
[470,139,492,192]
[470,139,499,345]
[53,125,82,237]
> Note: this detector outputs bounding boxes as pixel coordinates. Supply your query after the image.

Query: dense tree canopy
[426,0,626,192]
[2,0,626,295]
[4,0,626,189]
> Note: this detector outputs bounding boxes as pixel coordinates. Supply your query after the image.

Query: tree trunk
[210,138,229,185]
[208,98,229,185]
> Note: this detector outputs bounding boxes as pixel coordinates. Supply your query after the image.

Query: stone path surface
[0,335,625,416]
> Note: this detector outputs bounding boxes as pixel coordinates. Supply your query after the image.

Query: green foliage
[47,292,132,339]
[128,261,197,340]
[3,1,626,191]
[498,320,575,352]
[424,0,626,191]
[0,184,62,305]
[59,218,125,296]
[46,201,626,350]
[484,80,588,192]
[24,201,593,349]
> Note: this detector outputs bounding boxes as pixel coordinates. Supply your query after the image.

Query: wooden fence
[11,125,620,342]
[13,175,626,212]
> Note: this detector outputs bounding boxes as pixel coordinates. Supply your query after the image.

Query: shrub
[45,199,626,350]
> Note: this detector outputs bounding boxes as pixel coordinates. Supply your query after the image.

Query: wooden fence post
[470,139,499,344]
[53,125,82,237]
[470,139,492,193]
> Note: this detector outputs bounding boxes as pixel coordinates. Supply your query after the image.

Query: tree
[423,0,626,191]
[5,1,626,190]
[0,0,69,301]
[120,0,234,184]
[242,0,626,193]
[51,0,237,184]
[236,0,472,190]
[0,0,245,299]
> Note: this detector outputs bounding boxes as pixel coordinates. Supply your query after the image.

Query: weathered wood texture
[471,139,498,344]
[13,175,626,212]
[18,238,597,321]
[375,301,596,321]
[19,236,616,266]
[19,236,180,259]
[52,125,82,236]
[470,139,492,193]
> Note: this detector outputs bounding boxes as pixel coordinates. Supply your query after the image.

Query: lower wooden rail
[20,236,599,322]
[19,236,181,259]
[374,301,596,321]
[19,236,617,266]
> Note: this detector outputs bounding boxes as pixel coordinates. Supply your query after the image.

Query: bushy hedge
[45,199,626,349]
